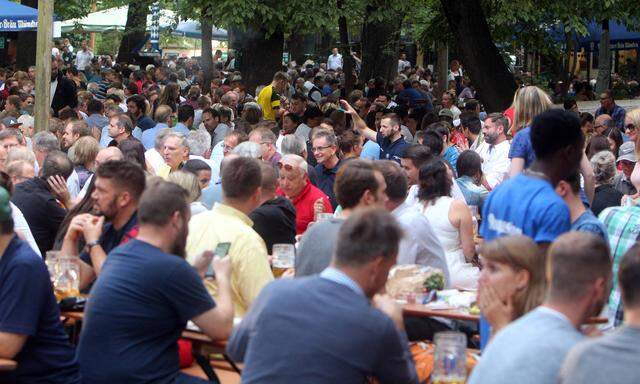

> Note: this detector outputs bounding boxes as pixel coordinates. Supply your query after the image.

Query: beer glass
[272,244,295,278]
[432,331,467,384]
[54,258,80,301]
[45,251,60,285]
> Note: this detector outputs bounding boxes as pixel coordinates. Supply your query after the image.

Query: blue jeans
[174,372,214,384]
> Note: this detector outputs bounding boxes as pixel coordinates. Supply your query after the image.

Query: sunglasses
[625,124,636,132]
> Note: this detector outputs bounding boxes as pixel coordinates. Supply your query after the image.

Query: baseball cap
[419,79,428,86]
[438,108,454,119]
[1,117,21,128]
[617,141,637,163]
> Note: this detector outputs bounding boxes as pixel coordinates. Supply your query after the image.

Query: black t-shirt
[249,197,297,254]
[11,178,67,256]
[0,236,81,383]
[592,184,624,217]
[376,132,410,163]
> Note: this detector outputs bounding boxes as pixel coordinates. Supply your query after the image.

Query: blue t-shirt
[508,127,536,169]
[0,236,80,383]
[77,239,216,383]
[571,210,608,241]
[376,132,410,163]
[481,174,571,243]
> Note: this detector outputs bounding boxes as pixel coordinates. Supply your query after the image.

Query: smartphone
[205,242,231,278]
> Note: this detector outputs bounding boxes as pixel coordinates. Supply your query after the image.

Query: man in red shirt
[276,154,332,234]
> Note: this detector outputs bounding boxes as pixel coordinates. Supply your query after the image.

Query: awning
[0,0,38,32]
[552,20,640,51]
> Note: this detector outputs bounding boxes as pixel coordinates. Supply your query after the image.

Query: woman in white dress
[418,159,479,289]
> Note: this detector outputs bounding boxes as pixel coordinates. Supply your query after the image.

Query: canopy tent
[0,0,38,31]
[552,20,640,51]
[61,6,228,41]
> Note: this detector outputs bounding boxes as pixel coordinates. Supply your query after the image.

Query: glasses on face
[312,145,332,153]
[625,124,636,132]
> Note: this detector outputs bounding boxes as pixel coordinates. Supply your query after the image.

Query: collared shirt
[596,103,627,131]
[79,213,138,268]
[327,53,343,70]
[186,203,274,315]
[200,178,223,209]
[320,267,364,297]
[377,132,410,163]
[456,175,489,207]
[599,205,640,327]
[141,123,168,150]
[75,49,93,70]
[277,179,333,234]
[173,122,190,135]
[470,132,485,151]
[613,172,637,196]
[315,158,342,209]
[478,140,511,188]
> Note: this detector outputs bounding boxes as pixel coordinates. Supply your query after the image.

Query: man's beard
[93,198,118,220]
[171,222,188,258]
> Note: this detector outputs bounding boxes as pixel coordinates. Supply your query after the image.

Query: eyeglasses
[625,124,636,132]
[312,145,332,152]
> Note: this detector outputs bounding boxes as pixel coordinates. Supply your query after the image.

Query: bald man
[76,147,123,200]
[594,114,613,135]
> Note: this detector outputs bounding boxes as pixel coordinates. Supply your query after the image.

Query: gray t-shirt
[469,307,584,384]
[559,325,640,384]
[295,218,344,277]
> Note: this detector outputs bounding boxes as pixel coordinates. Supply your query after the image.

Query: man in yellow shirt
[257,72,289,121]
[186,156,274,315]
[156,132,189,179]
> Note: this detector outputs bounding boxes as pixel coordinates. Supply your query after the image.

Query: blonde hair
[590,150,617,185]
[627,108,640,154]
[512,86,552,134]
[72,136,100,167]
[167,170,201,203]
[6,146,36,166]
[480,236,546,318]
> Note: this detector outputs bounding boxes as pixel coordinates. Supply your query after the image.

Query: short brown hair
[381,113,401,128]
[221,157,262,200]
[619,243,640,308]
[138,180,189,227]
[335,159,379,209]
[67,119,91,137]
[375,160,407,202]
[547,232,611,302]
[96,160,146,202]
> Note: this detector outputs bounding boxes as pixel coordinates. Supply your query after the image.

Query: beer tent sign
[0,0,38,32]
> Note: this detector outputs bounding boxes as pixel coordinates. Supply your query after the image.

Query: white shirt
[75,49,94,71]
[145,148,165,174]
[405,182,466,207]
[11,202,41,257]
[50,79,58,107]
[477,140,511,189]
[327,53,343,71]
[398,59,411,73]
[66,169,80,199]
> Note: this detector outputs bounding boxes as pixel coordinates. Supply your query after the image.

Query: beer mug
[54,258,80,301]
[45,251,60,285]
[432,331,467,384]
[272,244,295,278]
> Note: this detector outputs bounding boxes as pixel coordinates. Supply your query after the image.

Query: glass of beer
[54,258,80,301]
[272,244,295,278]
[432,331,467,384]
[45,251,60,285]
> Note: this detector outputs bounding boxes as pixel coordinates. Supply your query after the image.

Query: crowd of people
[0,41,639,383]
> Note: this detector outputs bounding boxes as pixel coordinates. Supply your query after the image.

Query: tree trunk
[337,0,354,94]
[232,26,284,96]
[15,0,38,69]
[435,42,448,102]
[440,0,516,112]
[200,9,213,93]
[117,1,152,64]
[595,19,611,94]
[360,4,402,83]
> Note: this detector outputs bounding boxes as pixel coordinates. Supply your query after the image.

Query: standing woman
[508,86,595,203]
[418,159,479,289]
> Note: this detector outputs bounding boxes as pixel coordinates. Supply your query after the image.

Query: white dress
[421,196,479,290]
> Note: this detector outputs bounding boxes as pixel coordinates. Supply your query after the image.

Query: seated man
[77,181,234,383]
[0,187,81,384]
[559,243,640,384]
[227,208,419,383]
[187,157,274,315]
[469,232,611,384]
[61,160,144,289]
[11,151,72,255]
[295,159,388,277]
[556,171,608,240]
[276,154,332,234]
[249,162,296,253]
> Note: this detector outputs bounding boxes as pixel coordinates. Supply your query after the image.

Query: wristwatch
[85,240,100,252]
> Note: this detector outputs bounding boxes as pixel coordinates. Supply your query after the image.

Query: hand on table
[478,282,514,333]
[373,294,404,331]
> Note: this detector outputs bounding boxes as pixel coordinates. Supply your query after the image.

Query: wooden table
[402,304,608,324]
[0,359,17,372]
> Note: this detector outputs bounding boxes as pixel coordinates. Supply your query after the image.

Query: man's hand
[48,175,71,208]
[64,214,92,242]
[82,215,105,244]
[211,255,232,282]
[339,99,357,115]
[193,250,215,278]
[313,198,325,218]
[373,294,404,331]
